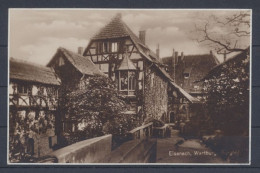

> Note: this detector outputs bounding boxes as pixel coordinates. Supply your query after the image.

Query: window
[119,71,136,95]
[97,42,119,54]
[111,42,118,52]
[184,73,190,79]
[120,71,128,91]
[103,42,109,53]
[129,71,136,91]
[17,84,30,94]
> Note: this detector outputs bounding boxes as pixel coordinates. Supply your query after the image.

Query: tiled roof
[91,14,161,64]
[92,14,130,40]
[10,58,60,85]
[49,47,104,76]
[117,54,137,71]
[161,53,220,92]
[162,54,220,66]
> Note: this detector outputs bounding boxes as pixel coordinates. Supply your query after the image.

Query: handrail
[128,122,153,140]
[129,122,153,133]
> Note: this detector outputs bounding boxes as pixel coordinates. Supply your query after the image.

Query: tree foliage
[193,11,250,55]
[64,75,137,140]
[204,50,249,136]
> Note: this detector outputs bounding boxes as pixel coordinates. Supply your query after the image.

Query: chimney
[224,50,227,62]
[172,49,175,67]
[181,52,184,61]
[139,30,146,44]
[156,44,160,58]
[78,47,83,55]
[175,51,178,64]
[172,49,176,82]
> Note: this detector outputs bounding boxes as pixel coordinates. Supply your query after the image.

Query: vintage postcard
[8,9,251,165]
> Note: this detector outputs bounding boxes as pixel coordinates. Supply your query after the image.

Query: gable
[48,47,104,76]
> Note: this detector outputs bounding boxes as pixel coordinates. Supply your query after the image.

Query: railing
[128,122,153,140]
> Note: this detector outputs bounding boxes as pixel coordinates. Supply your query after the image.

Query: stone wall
[144,66,168,121]
[48,134,112,163]
[33,134,57,157]
[102,139,157,163]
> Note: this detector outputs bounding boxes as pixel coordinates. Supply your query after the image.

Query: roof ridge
[92,14,129,40]
[10,57,54,71]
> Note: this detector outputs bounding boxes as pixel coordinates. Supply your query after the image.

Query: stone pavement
[156,129,227,163]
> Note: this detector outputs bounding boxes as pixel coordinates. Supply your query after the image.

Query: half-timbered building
[9,58,60,158]
[83,13,199,123]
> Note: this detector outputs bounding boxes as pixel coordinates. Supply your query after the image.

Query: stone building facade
[143,66,168,121]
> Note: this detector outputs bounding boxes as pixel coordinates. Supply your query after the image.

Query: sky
[9,9,251,65]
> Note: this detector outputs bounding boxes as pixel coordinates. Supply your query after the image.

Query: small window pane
[103,42,109,53]
[112,42,118,52]
[129,71,136,91]
[120,71,128,91]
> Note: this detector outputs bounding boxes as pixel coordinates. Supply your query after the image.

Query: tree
[203,50,249,136]
[193,11,250,55]
[64,75,137,142]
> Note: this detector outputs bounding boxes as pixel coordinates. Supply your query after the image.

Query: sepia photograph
[8,9,251,164]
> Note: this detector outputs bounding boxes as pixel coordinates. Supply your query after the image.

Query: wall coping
[49,134,112,159]
[129,122,153,133]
